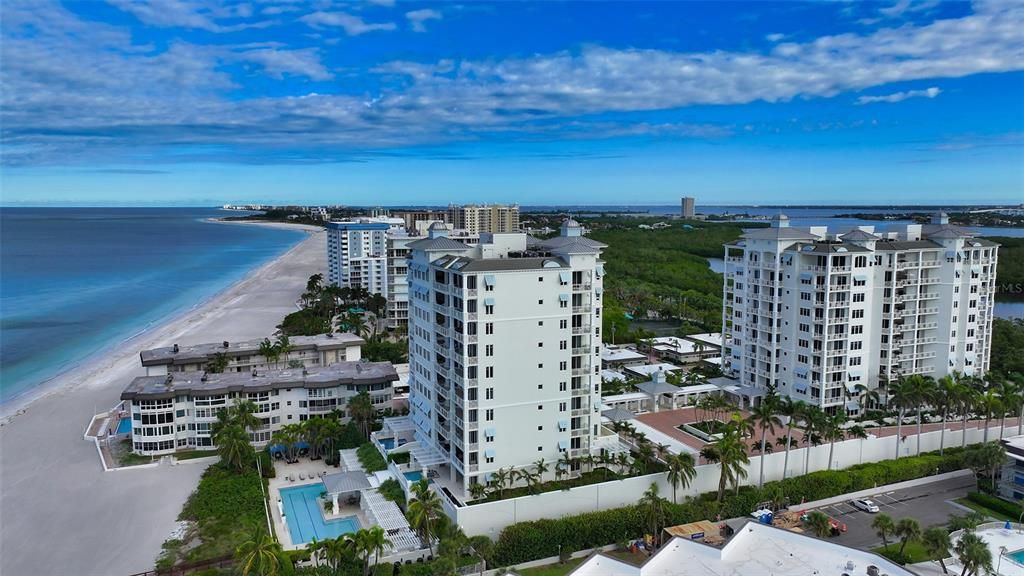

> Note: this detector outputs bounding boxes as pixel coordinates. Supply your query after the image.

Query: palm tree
[258,338,278,370]
[853,383,881,414]
[805,511,832,538]
[638,483,668,540]
[275,334,292,369]
[954,531,993,576]
[921,527,952,575]
[777,397,805,480]
[703,424,749,501]
[408,480,442,554]
[909,375,937,456]
[557,452,574,480]
[232,400,262,433]
[533,458,550,482]
[306,273,324,296]
[1012,372,1024,437]
[872,513,895,550]
[748,387,783,487]
[888,378,915,460]
[801,405,825,476]
[235,525,286,576]
[320,534,355,572]
[821,412,847,471]
[937,374,964,456]
[964,441,1007,491]
[665,452,696,504]
[216,424,254,471]
[357,526,391,576]
[895,517,922,555]
[997,379,1020,441]
[961,384,980,449]
[468,481,487,501]
[491,468,510,499]
[206,351,230,373]
[976,387,1002,443]
[347,391,376,440]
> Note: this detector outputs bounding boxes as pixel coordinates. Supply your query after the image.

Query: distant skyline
[2,0,1022,205]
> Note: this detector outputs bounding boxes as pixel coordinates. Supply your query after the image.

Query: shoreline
[0,222,315,422]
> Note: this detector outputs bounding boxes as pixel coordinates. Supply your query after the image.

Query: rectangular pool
[280,484,360,545]
[404,471,423,482]
[116,417,131,435]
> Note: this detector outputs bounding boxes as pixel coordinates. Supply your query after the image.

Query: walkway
[340,449,363,472]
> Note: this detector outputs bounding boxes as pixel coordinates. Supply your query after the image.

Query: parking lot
[800,475,978,549]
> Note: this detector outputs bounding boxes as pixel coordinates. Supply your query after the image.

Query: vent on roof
[173,344,179,353]
[200,372,208,382]
[165,374,173,385]
[223,341,229,348]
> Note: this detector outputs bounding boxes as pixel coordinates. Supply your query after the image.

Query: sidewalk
[786,468,974,512]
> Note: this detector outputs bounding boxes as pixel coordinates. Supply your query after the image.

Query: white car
[852,499,880,513]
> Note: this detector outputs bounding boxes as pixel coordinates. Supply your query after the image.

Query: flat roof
[625,363,682,377]
[601,369,628,382]
[601,348,647,363]
[139,333,364,366]
[569,521,912,576]
[121,361,398,400]
[683,333,723,348]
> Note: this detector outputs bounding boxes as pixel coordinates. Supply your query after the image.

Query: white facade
[122,362,398,455]
[722,213,999,413]
[326,219,397,297]
[139,333,363,376]
[406,220,605,497]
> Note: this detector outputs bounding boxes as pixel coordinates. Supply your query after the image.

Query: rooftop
[601,347,647,363]
[625,363,682,378]
[139,333,364,366]
[684,333,723,348]
[568,521,913,576]
[121,361,398,400]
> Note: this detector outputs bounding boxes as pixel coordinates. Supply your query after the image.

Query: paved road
[800,475,977,549]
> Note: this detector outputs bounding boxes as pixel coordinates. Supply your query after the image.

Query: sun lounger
[299,473,305,481]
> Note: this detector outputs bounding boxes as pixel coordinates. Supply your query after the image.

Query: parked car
[852,499,880,513]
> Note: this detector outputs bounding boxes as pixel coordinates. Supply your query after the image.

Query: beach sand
[0,226,325,576]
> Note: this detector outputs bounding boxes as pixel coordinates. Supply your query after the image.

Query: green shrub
[388,452,411,465]
[176,464,268,563]
[378,478,406,508]
[492,447,969,567]
[967,491,1024,519]
[357,442,387,472]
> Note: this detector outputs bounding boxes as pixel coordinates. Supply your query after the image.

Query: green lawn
[518,557,586,576]
[954,497,1017,522]
[172,450,219,461]
[872,541,931,564]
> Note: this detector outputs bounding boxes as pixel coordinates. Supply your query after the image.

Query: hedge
[492,447,970,566]
[966,491,1024,519]
[357,442,387,472]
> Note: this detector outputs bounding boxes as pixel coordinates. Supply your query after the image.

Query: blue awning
[794,384,808,394]
[559,272,570,283]
[854,274,867,282]
[484,298,495,306]
[596,265,604,276]
[558,420,569,430]
[559,293,569,302]
[595,287,602,296]
[268,444,286,454]
[800,272,813,280]
[484,448,495,458]
[484,427,496,437]
[483,275,495,286]
[558,440,569,451]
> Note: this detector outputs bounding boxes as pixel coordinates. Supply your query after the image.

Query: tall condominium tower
[721,213,998,414]
[405,220,605,498]
[681,197,696,219]
[446,204,520,234]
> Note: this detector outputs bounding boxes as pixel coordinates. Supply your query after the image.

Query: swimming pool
[280,484,360,545]
[1008,548,1024,566]
[116,417,131,435]
[404,471,423,482]
[379,438,395,450]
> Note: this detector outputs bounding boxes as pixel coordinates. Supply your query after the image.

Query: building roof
[121,361,398,400]
[740,227,820,241]
[624,363,682,377]
[322,471,372,495]
[600,406,636,423]
[795,241,871,253]
[139,333,364,366]
[922,223,977,239]
[601,392,650,404]
[458,257,567,272]
[601,347,647,363]
[406,236,472,251]
[545,237,605,254]
[874,239,943,251]
[684,333,723,348]
[637,380,682,396]
[648,336,710,355]
[568,521,913,576]
[601,369,629,382]
[839,229,880,241]
[538,235,607,250]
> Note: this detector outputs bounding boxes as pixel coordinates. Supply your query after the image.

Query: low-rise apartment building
[139,333,364,375]
[121,361,398,455]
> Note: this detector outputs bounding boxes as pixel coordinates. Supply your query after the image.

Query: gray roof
[970,238,1000,247]
[121,361,398,400]
[459,257,567,272]
[140,333,365,366]
[601,407,636,423]
[538,235,607,250]
[545,237,605,255]
[407,237,472,251]
[922,224,976,239]
[795,242,870,254]
[322,471,372,495]
[874,240,943,251]
[840,229,880,241]
[638,380,683,396]
[741,227,821,241]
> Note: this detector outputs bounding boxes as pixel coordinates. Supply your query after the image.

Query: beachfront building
[721,212,999,414]
[404,219,605,497]
[446,203,520,234]
[680,196,696,219]
[140,334,364,376]
[121,361,399,455]
[326,218,404,297]
[567,520,913,576]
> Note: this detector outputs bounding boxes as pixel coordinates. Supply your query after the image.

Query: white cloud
[857,86,941,104]
[366,0,395,6]
[105,0,270,32]
[765,33,786,42]
[238,48,333,81]
[406,8,442,32]
[299,11,396,35]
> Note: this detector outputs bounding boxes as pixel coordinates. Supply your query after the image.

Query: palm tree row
[257,334,293,370]
[210,400,262,472]
[305,526,391,576]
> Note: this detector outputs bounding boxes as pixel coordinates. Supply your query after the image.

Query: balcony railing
[572,325,592,335]
[573,283,592,291]
[572,346,591,355]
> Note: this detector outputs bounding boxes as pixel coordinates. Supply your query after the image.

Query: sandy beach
[0,225,325,576]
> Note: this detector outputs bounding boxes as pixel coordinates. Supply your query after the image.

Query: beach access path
[0,225,324,576]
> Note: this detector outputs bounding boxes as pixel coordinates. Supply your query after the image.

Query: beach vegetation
[356,442,387,472]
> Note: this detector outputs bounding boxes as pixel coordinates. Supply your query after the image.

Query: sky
[1,0,1022,206]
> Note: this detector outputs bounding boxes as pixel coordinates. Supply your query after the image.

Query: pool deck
[269,458,372,550]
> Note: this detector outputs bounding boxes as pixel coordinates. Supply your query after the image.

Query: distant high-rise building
[446,204,520,234]
[721,212,999,414]
[681,197,696,219]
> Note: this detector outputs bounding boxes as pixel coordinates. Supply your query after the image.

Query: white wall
[449,421,1013,538]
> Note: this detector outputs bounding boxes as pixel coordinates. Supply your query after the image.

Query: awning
[483,275,495,286]
[596,265,604,276]
[558,420,569,430]
[595,287,602,296]
[484,427,496,437]
[800,272,813,280]
[484,298,495,306]
[854,274,867,282]
[794,384,808,395]
[559,271,570,283]
[558,440,569,451]
[559,293,569,302]
[484,448,495,458]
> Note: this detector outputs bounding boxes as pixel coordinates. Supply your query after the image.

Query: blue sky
[1,0,1022,206]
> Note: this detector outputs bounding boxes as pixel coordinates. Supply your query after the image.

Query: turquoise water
[116,417,131,435]
[1008,548,1024,565]
[379,438,395,450]
[280,484,360,544]
[404,471,423,482]
[0,208,306,404]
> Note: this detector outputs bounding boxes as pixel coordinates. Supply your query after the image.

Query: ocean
[0,208,306,404]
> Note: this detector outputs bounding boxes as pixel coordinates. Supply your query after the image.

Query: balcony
[433,302,449,315]
[432,280,448,291]
[572,346,591,356]
[572,303,592,313]
[571,428,589,437]
[466,420,479,431]
[828,300,849,309]
[572,325,592,335]
[466,288,478,298]
[465,355,478,365]
[571,407,589,417]
[826,348,847,357]
[573,282,592,292]
[572,366,591,376]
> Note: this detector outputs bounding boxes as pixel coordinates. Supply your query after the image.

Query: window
[485,387,494,400]
[485,344,494,356]
[853,293,865,303]
[559,300,568,309]
[559,340,567,350]
[559,382,567,392]
[560,319,568,329]
[538,299,544,305]
[559,361,567,370]
[537,425,543,431]
[852,309,864,319]
[559,402,567,412]
[485,409,494,421]
[485,323,494,335]
[486,454,494,464]
[537,405,543,410]
[851,325,863,335]
[538,276,544,282]
[485,366,494,378]
[537,342,543,348]
[850,341,862,350]
[485,304,494,315]
[538,446,543,451]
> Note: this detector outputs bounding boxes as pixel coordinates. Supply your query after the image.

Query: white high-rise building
[405,220,605,498]
[721,213,999,414]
